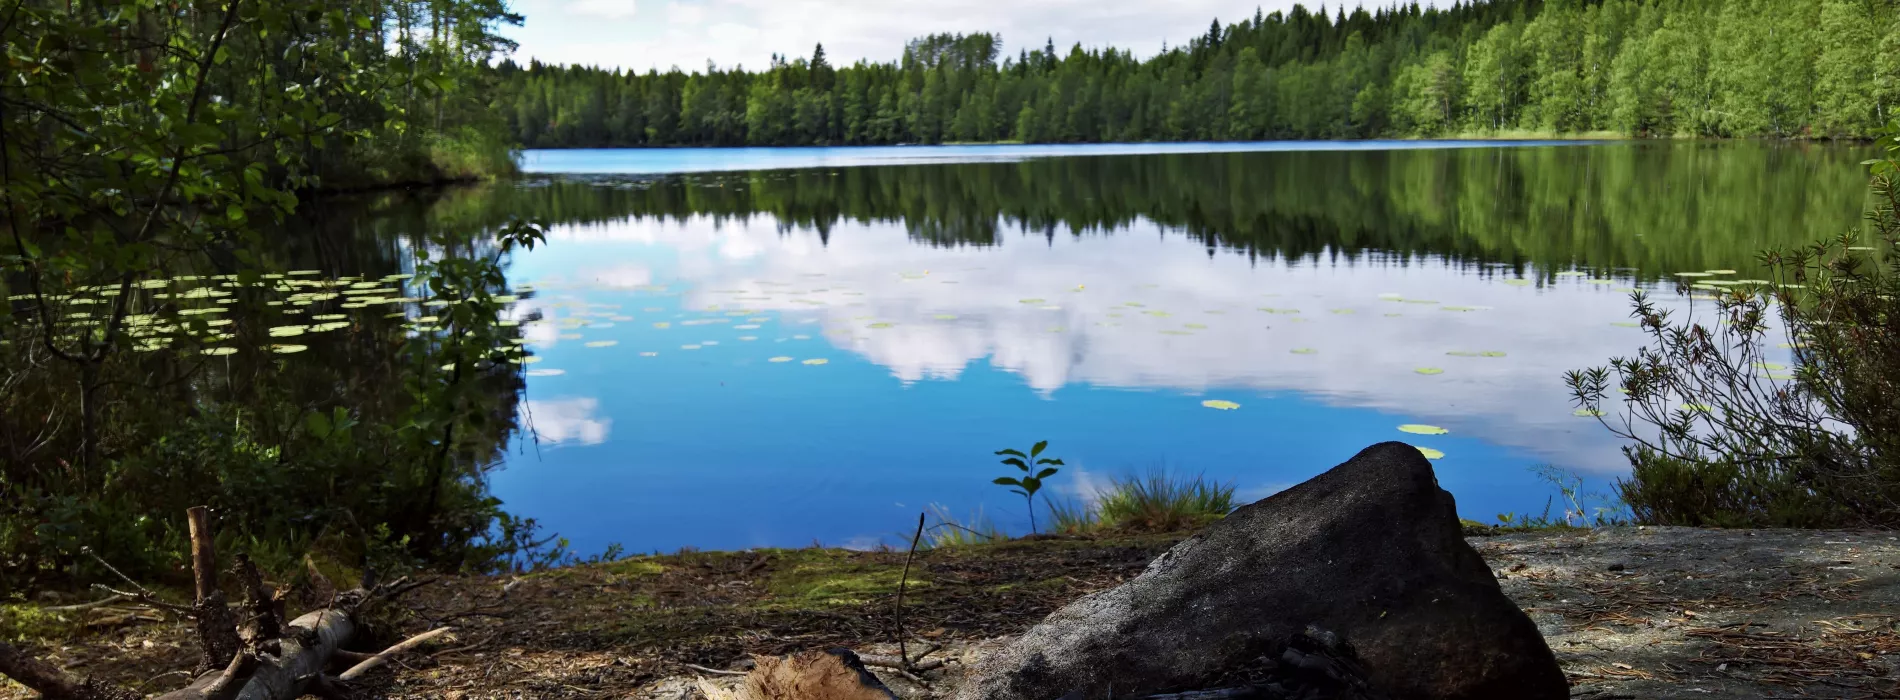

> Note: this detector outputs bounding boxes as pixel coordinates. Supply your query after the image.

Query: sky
[501,0,1409,73]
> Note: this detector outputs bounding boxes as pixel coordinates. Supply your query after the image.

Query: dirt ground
[5,527,1898,699]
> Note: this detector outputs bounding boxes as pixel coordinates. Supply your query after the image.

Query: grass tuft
[1046,469,1237,535]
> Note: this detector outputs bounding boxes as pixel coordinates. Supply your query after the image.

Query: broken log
[0,505,424,700]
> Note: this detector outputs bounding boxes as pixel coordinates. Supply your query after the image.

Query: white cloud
[567,0,639,20]
[525,397,613,446]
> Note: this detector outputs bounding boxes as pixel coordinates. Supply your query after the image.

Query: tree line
[495,0,1900,149]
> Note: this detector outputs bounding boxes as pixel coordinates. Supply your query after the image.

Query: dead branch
[0,640,140,700]
[186,506,238,674]
[335,627,455,682]
[229,554,282,646]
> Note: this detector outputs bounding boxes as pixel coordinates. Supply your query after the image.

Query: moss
[0,604,81,643]
[602,559,666,577]
[762,549,926,607]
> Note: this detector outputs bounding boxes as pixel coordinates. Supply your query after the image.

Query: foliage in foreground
[0,0,539,589]
[1566,123,1900,528]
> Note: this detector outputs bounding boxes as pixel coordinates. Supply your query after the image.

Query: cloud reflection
[525,215,1776,476]
[524,398,613,446]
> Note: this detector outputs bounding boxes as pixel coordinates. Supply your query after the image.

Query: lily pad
[268,325,308,337]
[932,314,958,320]
[1501,279,1532,286]
[867,322,895,329]
[1377,293,1404,300]
[1673,271,1713,277]
[680,344,701,350]
[1290,348,1318,355]
[1416,447,1445,460]
[1573,408,1604,417]
[1611,321,1641,328]
[1414,367,1444,375]
[201,347,238,356]
[1554,271,1587,277]
[270,344,308,354]
[801,358,828,365]
[1201,400,1241,410]
[1019,298,1046,304]
[1184,323,1208,329]
[527,369,565,377]
[312,314,347,321]
[1398,424,1448,435]
[768,356,794,363]
[1705,269,1736,275]
[584,340,618,348]
[652,322,671,329]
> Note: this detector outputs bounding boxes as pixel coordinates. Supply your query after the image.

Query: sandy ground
[5,527,1898,699]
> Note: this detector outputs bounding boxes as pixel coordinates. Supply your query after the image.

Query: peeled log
[154,599,359,700]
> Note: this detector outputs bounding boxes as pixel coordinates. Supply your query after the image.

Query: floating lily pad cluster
[5,270,525,360]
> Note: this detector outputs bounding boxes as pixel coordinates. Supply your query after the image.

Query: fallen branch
[335,627,455,682]
[41,594,129,613]
[0,640,139,700]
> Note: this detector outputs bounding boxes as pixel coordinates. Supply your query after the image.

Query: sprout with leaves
[993,441,1064,534]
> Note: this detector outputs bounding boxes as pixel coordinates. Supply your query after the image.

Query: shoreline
[7,526,1894,699]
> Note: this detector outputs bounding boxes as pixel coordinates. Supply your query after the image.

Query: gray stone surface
[954,441,1568,700]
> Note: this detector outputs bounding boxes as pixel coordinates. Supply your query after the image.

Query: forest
[497,0,1900,149]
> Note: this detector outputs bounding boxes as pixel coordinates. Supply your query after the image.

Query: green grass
[1048,469,1237,535]
[923,504,1004,548]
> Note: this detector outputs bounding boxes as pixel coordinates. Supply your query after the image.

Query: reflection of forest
[450,143,1872,280]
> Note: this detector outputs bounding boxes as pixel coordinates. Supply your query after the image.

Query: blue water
[518,140,1600,175]
[487,141,1759,558]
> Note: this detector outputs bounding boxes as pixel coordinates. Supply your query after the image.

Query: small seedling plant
[993,440,1063,534]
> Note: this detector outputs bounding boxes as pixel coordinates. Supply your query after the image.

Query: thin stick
[895,511,926,668]
[679,662,748,677]
[337,627,455,681]
[90,584,191,614]
[83,547,162,600]
[41,594,128,612]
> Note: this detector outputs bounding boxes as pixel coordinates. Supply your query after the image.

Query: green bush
[1566,122,1900,528]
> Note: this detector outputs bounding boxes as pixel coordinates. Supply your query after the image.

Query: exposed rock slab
[955,441,1567,700]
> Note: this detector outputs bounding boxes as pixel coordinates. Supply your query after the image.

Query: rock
[955,442,1568,700]
[746,648,897,700]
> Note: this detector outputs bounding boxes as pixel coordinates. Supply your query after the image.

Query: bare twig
[679,662,749,677]
[40,594,128,612]
[895,511,925,668]
[90,584,191,615]
[336,627,455,682]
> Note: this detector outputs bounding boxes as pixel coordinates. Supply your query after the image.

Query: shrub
[1565,122,1900,528]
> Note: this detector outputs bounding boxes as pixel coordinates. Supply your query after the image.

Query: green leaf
[1031,440,1048,458]
[1021,476,1041,493]
[1035,468,1059,479]
[995,448,1027,458]
[1037,458,1064,466]
[992,477,1020,487]
[305,410,331,439]
[1000,457,1028,471]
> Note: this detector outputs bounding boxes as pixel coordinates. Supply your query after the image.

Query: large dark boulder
[956,442,1568,700]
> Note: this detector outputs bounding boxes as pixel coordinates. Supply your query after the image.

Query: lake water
[476,141,1872,556]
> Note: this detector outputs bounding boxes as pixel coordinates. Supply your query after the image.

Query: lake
[464,140,1872,557]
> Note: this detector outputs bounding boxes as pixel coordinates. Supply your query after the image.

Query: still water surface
[479,141,1871,556]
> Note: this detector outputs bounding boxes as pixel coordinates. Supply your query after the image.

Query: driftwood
[0,506,445,700]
